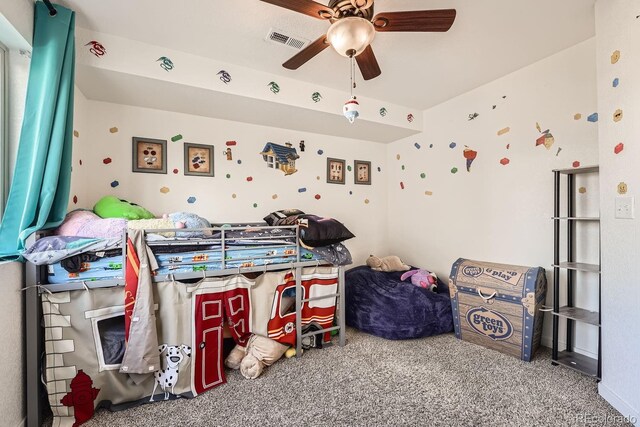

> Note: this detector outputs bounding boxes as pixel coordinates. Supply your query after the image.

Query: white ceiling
[59,0,596,110]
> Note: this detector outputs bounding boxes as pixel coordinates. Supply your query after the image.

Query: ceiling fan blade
[355,45,381,81]
[373,9,456,32]
[283,35,330,70]
[260,0,334,20]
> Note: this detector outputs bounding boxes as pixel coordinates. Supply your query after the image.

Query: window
[0,42,6,217]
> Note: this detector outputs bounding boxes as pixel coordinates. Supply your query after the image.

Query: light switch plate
[615,196,634,219]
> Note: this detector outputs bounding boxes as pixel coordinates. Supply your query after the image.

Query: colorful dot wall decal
[425,191,433,196]
[587,113,599,122]
[316,176,320,180]
[414,143,421,149]
[298,188,307,193]
[364,199,370,204]
[237,159,242,165]
[573,161,581,168]
[73,195,78,204]
[246,176,253,182]
[377,167,381,172]
[173,168,179,174]
[79,160,83,165]
[272,194,278,200]
[506,144,510,150]
[160,187,170,194]
[253,203,258,208]
[347,165,352,172]
[109,127,118,133]
[500,158,510,165]
[614,143,624,154]
[396,154,401,160]
[497,127,510,136]
[451,167,458,174]
[226,174,231,178]
[613,78,620,87]
[103,158,112,165]
[110,180,119,188]
[400,182,405,189]
[579,187,587,194]
[429,144,433,148]
[449,142,456,149]
[614,109,623,122]
[187,196,196,204]
[401,165,405,170]
[171,134,183,142]
[574,113,582,120]
[232,193,237,199]
[317,149,324,155]
[226,140,237,146]
[349,191,353,195]
[73,130,79,137]
[315,194,321,200]
[420,173,426,179]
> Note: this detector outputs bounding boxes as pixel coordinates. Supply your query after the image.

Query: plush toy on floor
[366,255,411,272]
[225,334,289,379]
[401,269,439,293]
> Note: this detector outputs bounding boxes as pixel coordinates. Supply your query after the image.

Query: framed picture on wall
[354,160,371,185]
[184,143,215,177]
[132,137,167,174]
[326,158,346,185]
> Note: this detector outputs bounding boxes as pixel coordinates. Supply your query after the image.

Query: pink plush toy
[401,269,439,293]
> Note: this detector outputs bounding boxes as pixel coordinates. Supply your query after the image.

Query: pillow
[263,209,305,226]
[297,215,354,248]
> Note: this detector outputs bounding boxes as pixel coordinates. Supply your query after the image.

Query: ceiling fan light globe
[327,17,376,57]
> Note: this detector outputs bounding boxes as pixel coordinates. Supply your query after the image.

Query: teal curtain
[0,2,75,258]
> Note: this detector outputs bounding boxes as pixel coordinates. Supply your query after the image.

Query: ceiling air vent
[266,28,310,50]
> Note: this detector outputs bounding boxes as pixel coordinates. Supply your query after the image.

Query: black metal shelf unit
[552,166,601,379]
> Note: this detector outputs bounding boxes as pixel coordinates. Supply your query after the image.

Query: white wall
[386,39,600,355]
[0,4,31,427]
[0,261,25,427]
[595,0,640,421]
[72,100,388,265]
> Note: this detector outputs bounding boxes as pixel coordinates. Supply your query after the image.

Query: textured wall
[595,0,640,421]
[69,100,389,265]
[386,39,600,356]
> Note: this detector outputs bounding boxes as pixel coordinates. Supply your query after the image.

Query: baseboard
[598,383,639,425]
[540,336,598,359]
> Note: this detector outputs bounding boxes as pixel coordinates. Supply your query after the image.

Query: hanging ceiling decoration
[261,0,457,80]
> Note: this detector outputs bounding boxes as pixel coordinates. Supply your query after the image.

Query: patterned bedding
[46,244,320,284]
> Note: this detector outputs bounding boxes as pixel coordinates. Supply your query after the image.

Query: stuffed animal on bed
[401,269,439,293]
[366,255,411,272]
[225,334,289,379]
[94,196,155,220]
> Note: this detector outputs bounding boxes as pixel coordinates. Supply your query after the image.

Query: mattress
[46,244,319,284]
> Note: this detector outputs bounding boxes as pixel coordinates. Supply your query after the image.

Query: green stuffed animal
[93,196,155,220]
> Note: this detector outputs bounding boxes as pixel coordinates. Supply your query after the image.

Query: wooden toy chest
[449,258,547,361]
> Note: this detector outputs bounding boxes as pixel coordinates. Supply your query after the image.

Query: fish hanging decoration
[380,107,388,117]
[217,70,231,84]
[311,92,322,103]
[85,41,106,57]
[268,82,280,94]
[157,57,174,72]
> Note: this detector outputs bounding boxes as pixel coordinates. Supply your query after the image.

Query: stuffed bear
[366,255,411,272]
[401,269,439,292]
[225,334,289,379]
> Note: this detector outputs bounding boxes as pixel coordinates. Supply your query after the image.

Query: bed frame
[24,223,347,427]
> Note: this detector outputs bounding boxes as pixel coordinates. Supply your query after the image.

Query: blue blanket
[345,266,454,340]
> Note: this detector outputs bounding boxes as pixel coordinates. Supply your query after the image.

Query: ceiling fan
[261,0,456,81]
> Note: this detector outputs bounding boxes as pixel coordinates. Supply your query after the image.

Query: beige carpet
[83,329,626,427]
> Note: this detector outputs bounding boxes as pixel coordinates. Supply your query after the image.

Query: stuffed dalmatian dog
[150,344,191,402]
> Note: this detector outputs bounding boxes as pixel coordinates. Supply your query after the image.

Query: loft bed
[24,222,349,427]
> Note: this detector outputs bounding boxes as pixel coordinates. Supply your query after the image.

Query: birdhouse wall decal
[259,142,299,176]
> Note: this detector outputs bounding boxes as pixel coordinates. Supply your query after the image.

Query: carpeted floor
[84,329,625,427]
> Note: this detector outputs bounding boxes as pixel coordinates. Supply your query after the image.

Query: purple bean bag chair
[345,266,454,340]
